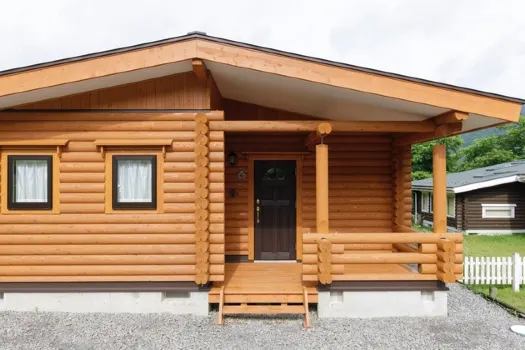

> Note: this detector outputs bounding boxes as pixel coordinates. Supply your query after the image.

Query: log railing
[303,232,463,284]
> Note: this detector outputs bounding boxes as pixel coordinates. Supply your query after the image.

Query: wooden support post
[217,286,225,325]
[316,144,329,234]
[195,113,210,285]
[433,144,447,234]
[303,286,311,328]
[317,238,332,285]
[436,238,456,283]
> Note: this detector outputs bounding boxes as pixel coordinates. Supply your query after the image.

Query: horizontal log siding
[224,133,394,256]
[392,145,412,230]
[304,136,394,235]
[17,72,210,110]
[225,133,305,255]
[0,111,225,282]
[456,194,465,231]
[414,191,459,230]
[463,182,525,231]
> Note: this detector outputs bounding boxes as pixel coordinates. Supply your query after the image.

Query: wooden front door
[254,160,296,260]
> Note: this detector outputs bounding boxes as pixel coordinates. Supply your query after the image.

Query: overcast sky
[1,0,524,99]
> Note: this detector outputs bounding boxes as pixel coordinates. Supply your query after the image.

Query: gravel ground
[0,284,523,350]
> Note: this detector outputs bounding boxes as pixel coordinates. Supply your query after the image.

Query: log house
[0,32,522,322]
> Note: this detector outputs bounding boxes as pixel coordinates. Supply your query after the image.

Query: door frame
[247,153,304,261]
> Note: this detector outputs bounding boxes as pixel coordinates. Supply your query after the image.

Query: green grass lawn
[463,234,525,257]
[463,234,525,312]
[469,285,525,311]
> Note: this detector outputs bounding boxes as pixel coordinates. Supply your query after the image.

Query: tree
[499,116,525,159]
[412,170,432,180]
[458,116,525,171]
[411,115,525,176]
[411,136,463,174]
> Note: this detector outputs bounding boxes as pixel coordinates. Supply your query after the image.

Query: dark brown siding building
[413,160,525,234]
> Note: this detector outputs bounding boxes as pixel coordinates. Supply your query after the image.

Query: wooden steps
[216,286,311,327]
[211,263,315,327]
[223,304,305,315]
[210,293,315,304]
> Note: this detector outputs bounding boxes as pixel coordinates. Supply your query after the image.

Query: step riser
[210,294,317,303]
[223,305,305,315]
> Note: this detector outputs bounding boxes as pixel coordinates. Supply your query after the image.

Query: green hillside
[461,105,524,146]
[412,112,525,179]
[461,127,506,146]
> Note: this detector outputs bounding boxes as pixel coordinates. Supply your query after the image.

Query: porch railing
[303,232,463,284]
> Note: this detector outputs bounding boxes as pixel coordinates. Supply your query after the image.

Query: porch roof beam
[432,110,469,125]
[304,123,332,147]
[209,120,435,133]
[192,59,208,82]
[392,122,462,147]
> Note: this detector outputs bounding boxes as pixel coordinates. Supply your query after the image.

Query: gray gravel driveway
[0,284,523,350]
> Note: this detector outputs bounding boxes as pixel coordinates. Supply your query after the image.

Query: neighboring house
[0,32,522,323]
[413,160,525,234]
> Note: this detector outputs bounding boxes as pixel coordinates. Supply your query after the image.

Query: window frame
[446,193,456,218]
[481,204,516,219]
[7,155,53,210]
[112,155,157,210]
[421,192,430,213]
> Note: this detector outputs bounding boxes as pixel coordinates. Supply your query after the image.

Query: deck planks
[209,263,317,303]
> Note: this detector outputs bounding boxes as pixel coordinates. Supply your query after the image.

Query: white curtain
[117,160,152,202]
[14,160,48,203]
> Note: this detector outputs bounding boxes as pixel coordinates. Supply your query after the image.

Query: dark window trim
[112,155,157,210]
[7,155,53,210]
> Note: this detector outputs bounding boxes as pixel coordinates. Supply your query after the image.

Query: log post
[436,238,456,283]
[316,144,329,234]
[318,238,332,284]
[433,144,447,234]
[195,113,210,285]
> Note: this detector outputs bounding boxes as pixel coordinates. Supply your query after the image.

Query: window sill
[105,208,162,214]
[0,209,59,215]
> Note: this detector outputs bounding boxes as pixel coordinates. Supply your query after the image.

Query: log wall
[225,133,395,257]
[392,145,412,229]
[0,110,225,282]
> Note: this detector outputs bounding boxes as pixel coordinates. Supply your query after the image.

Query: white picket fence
[463,253,525,291]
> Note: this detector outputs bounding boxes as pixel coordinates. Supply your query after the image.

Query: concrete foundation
[318,290,447,318]
[0,291,209,315]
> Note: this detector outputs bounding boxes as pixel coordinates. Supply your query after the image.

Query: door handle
[256,199,260,224]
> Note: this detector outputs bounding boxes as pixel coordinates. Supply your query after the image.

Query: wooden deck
[209,262,428,304]
[209,263,318,303]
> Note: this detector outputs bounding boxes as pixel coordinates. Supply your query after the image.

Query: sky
[1,0,524,99]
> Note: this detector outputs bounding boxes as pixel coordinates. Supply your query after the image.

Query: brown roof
[1,31,524,104]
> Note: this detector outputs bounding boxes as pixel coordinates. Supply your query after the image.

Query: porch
[209,260,426,304]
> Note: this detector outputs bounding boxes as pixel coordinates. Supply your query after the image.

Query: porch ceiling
[205,61,447,122]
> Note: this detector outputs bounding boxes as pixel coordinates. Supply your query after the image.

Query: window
[447,194,455,218]
[7,155,52,210]
[482,204,516,219]
[263,167,287,181]
[112,155,157,210]
[421,192,431,213]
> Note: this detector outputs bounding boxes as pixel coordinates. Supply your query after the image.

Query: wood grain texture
[0,110,224,283]
[225,119,395,257]
[17,72,210,110]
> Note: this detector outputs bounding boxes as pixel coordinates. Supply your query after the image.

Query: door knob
[256,199,260,224]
